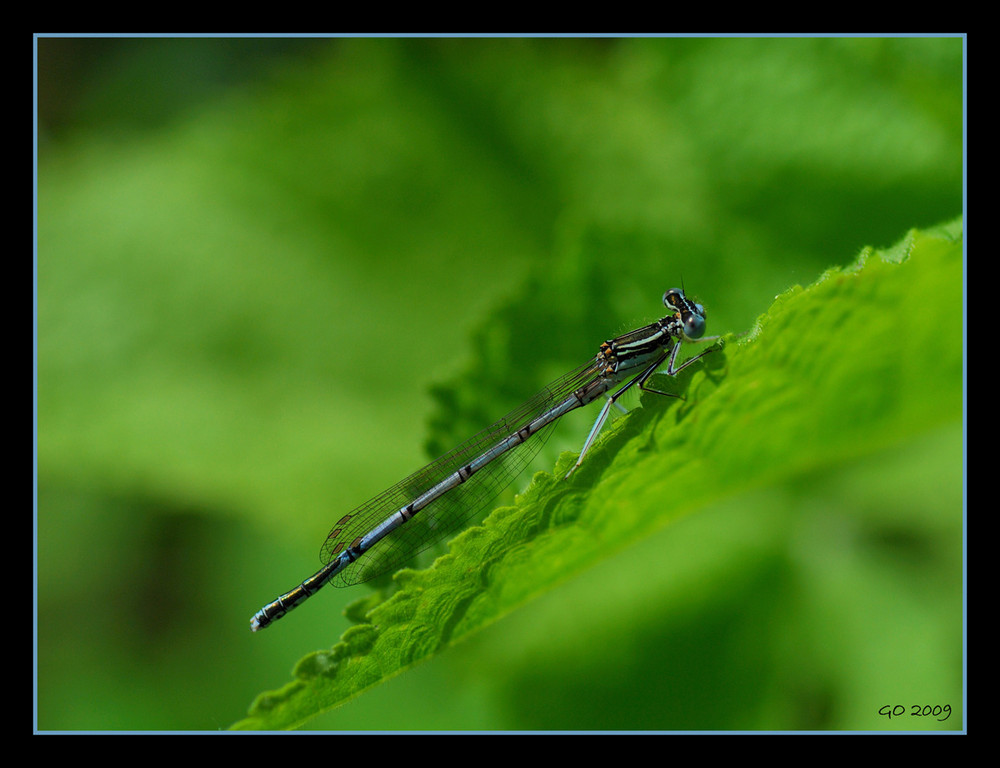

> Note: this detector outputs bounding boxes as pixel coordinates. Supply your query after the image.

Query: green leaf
[233,217,962,730]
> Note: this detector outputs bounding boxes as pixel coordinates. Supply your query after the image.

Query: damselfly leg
[565,331,719,477]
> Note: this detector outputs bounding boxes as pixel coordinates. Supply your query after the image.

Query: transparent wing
[319,358,604,586]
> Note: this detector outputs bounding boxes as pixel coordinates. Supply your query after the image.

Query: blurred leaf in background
[35,36,963,731]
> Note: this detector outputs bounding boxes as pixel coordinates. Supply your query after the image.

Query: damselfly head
[663,288,707,340]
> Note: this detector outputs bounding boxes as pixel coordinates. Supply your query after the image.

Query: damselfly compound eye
[683,312,706,340]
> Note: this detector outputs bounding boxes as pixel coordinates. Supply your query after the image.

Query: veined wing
[319,358,605,586]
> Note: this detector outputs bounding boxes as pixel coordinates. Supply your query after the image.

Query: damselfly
[251,288,718,631]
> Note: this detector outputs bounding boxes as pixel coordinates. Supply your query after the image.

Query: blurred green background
[35,36,963,731]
